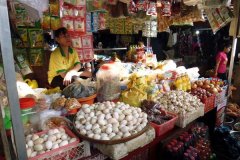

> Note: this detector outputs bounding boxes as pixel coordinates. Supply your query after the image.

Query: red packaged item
[62,17,74,31]
[74,6,85,17]
[161,0,171,16]
[81,35,93,48]
[62,4,74,17]
[128,0,138,14]
[83,49,94,61]
[71,34,82,48]
[75,48,84,61]
[136,0,148,11]
[147,2,157,15]
[74,17,86,33]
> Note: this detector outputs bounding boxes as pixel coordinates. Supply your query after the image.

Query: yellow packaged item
[121,88,147,107]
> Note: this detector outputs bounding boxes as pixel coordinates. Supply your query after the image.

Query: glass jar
[96,63,121,102]
[19,98,35,125]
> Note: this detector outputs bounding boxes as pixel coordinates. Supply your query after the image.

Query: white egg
[48,135,57,142]
[105,113,112,120]
[55,133,61,139]
[98,119,107,126]
[109,133,116,139]
[86,117,91,121]
[27,148,32,157]
[106,127,112,134]
[103,109,110,114]
[56,139,62,144]
[59,128,65,133]
[120,120,127,126]
[85,124,93,130]
[123,132,131,138]
[45,141,53,150]
[80,129,87,135]
[92,124,100,130]
[93,128,101,134]
[82,104,90,109]
[34,144,43,151]
[126,115,133,121]
[118,114,125,121]
[26,135,32,142]
[112,123,119,128]
[112,126,119,133]
[96,111,102,116]
[69,138,77,143]
[90,117,97,124]
[101,136,110,140]
[89,112,95,117]
[130,130,138,135]
[83,108,91,114]
[32,134,39,141]
[34,138,44,145]
[120,126,129,133]
[87,133,94,138]
[53,129,60,134]
[136,126,143,132]
[97,114,105,120]
[117,132,123,137]
[113,112,119,119]
[59,140,68,147]
[52,143,59,149]
[107,118,118,124]
[27,140,34,147]
[47,130,55,136]
[76,123,81,129]
[93,134,101,139]
[61,134,68,140]
[100,126,107,133]
[30,151,37,158]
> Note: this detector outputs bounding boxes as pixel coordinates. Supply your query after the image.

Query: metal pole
[0,0,27,159]
[228,38,237,84]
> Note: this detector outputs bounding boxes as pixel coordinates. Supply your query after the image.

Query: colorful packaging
[17,28,28,48]
[161,0,171,16]
[15,50,33,75]
[75,48,84,61]
[50,2,60,16]
[71,34,82,48]
[29,49,44,66]
[62,4,74,17]
[51,16,61,30]
[62,17,74,31]
[146,2,157,16]
[81,35,93,48]
[74,6,85,17]
[74,17,86,33]
[83,49,94,60]
[28,29,44,48]
[42,15,51,29]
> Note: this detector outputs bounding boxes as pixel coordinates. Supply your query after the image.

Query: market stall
[0,0,240,160]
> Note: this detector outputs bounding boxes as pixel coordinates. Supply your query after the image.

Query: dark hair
[223,42,231,49]
[54,27,68,38]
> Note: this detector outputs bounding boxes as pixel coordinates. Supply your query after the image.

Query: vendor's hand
[63,71,76,86]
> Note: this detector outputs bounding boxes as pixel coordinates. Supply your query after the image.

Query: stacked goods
[226,103,240,118]
[154,91,204,127]
[74,102,148,141]
[51,97,81,114]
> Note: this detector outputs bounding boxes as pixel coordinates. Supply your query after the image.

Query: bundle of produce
[226,103,240,118]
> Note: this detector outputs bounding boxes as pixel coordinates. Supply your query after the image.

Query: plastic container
[150,112,178,137]
[78,93,97,105]
[202,95,216,113]
[19,98,36,125]
[28,127,89,160]
[96,63,121,102]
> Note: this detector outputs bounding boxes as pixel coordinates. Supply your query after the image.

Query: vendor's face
[224,46,231,53]
[56,33,72,47]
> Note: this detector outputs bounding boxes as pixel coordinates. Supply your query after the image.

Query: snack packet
[28,29,43,48]
[51,17,61,30]
[62,17,74,31]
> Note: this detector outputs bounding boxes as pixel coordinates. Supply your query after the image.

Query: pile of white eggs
[25,128,77,158]
[75,101,148,140]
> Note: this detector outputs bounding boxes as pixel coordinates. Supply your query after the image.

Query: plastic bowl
[230,131,240,141]
[77,94,97,105]
[225,116,234,124]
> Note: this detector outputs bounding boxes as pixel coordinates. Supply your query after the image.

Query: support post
[0,0,27,159]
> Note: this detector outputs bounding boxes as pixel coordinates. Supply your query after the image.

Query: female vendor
[48,27,92,89]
